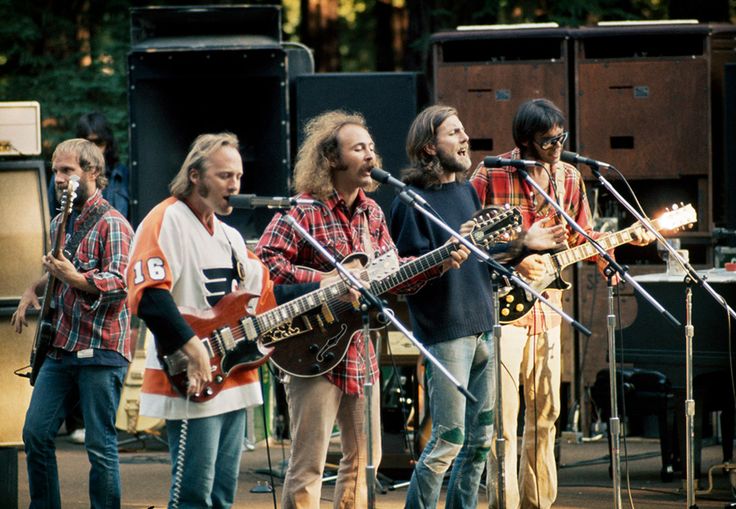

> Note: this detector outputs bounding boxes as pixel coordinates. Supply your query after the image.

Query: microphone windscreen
[560,151,578,165]
[483,156,503,168]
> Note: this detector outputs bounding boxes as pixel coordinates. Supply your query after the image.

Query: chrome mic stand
[604,267,623,509]
[490,275,507,509]
[684,275,697,509]
[579,159,736,508]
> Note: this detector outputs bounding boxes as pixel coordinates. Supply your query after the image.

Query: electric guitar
[265,206,523,378]
[497,203,697,324]
[163,206,521,401]
[29,178,78,385]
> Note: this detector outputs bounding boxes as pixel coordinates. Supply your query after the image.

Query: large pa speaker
[431,28,572,163]
[574,25,711,180]
[294,72,427,215]
[724,63,736,229]
[128,6,313,240]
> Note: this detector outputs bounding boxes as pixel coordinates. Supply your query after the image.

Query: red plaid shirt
[471,148,605,330]
[49,190,133,360]
[256,189,433,395]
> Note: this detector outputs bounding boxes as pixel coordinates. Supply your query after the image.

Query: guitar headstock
[469,205,523,248]
[58,176,80,219]
[651,203,697,232]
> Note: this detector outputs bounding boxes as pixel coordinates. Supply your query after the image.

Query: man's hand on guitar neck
[440,221,472,273]
[524,217,567,251]
[181,336,213,397]
[11,275,47,334]
[631,223,657,246]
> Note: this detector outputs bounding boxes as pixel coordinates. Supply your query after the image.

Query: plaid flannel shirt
[471,147,606,331]
[256,189,434,395]
[49,190,133,360]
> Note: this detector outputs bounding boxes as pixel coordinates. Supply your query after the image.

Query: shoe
[68,428,85,444]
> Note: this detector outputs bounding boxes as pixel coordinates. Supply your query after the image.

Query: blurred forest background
[0,0,734,160]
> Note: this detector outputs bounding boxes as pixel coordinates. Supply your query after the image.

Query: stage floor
[15,433,736,508]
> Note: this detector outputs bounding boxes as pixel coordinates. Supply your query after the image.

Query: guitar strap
[63,202,112,260]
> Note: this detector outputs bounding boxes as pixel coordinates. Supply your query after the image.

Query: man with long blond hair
[256,110,468,508]
[12,138,133,508]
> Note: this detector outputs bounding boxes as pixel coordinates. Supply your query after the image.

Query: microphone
[227,194,317,209]
[369,168,428,206]
[370,168,406,191]
[561,151,612,169]
[483,156,540,169]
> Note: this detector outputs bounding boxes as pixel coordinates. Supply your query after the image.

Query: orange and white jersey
[127,197,274,420]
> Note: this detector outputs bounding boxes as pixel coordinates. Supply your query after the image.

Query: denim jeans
[23,357,126,509]
[166,409,246,509]
[406,333,494,509]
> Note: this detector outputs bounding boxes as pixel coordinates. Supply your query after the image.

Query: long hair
[76,112,120,169]
[169,132,240,199]
[293,110,381,200]
[402,104,460,188]
[52,138,107,189]
[512,98,566,153]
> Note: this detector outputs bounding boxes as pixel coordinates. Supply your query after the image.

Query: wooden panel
[435,61,568,161]
[577,58,710,178]
[0,163,48,301]
[0,314,35,446]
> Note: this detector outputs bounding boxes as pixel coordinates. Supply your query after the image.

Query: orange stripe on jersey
[141,366,260,397]
[127,197,177,314]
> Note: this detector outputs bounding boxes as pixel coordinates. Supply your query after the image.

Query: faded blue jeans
[405,332,495,509]
[23,357,126,509]
[165,409,246,509]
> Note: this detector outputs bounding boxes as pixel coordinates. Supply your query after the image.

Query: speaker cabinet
[294,72,427,215]
[128,5,310,239]
[432,28,572,162]
[575,26,711,180]
[725,63,736,229]
[0,160,49,302]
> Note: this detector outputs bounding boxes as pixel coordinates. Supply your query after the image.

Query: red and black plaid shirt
[49,190,133,360]
[256,189,432,395]
[471,148,606,330]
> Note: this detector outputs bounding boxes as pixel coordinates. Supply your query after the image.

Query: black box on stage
[128,6,313,239]
[294,72,427,216]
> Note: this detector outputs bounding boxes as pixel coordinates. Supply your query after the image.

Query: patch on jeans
[479,409,493,426]
[473,446,491,463]
[423,426,464,474]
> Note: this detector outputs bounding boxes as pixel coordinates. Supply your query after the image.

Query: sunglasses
[535,131,568,150]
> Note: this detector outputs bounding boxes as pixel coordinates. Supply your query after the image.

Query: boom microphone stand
[566,152,736,509]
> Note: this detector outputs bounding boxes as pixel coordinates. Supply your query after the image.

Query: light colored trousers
[487,325,561,509]
[282,375,381,509]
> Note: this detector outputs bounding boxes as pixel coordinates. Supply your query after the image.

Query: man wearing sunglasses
[470,98,620,509]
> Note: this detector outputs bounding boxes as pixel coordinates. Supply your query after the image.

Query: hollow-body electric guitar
[163,206,521,401]
[498,203,697,324]
[29,178,78,385]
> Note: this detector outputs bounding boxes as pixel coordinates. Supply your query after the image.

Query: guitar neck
[552,224,642,270]
[254,277,352,332]
[371,243,456,294]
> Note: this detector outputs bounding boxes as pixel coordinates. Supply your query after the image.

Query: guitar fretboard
[552,225,642,270]
[371,244,455,294]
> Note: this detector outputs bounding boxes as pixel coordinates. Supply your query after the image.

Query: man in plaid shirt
[472,99,651,509]
[256,110,467,509]
[12,138,133,509]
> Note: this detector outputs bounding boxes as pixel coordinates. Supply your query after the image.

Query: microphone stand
[282,214,479,509]
[583,163,736,509]
[511,163,680,509]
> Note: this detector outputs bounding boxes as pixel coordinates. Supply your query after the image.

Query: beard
[436,146,471,174]
[57,178,90,210]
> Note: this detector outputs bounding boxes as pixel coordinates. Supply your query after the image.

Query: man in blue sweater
[389,105,498,509]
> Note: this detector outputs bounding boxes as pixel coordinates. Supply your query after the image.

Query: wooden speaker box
[432,28,572,162]
[575,25,711,180]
